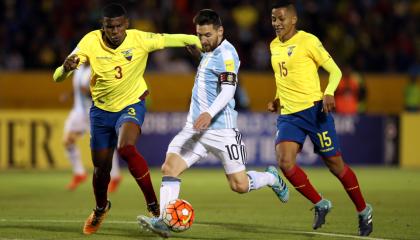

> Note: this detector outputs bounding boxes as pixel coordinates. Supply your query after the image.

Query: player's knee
[276,143,298,171]
[278,161,294,172]
[117,123,140,148]
[323,157,335,169]
[117,140,135,151]
[63,137,75,149]
[323,156,345,175]
[63,141,73,149]
[117,145,136,159]
[161,154,187,177]
[161,162,172,175]
[161,161,179,177]
[277,154,295,171]
[94,166,111,178]
[116,144,128,153]
[229,180,248,194]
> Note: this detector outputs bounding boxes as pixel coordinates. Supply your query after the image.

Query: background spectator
[0,0,418,72]
[404,74,420,112]
[335,65,367,115]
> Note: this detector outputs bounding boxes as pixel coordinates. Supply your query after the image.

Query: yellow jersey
[73,29,165,112]
[270,30,331,114]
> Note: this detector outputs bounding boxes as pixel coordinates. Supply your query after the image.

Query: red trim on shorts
[321,150,342,160]
[334,151,342,157]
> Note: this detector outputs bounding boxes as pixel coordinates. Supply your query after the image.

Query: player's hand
[322,94,335,113]
[186,45,202,60]
[193,112,212,131]
[63,54,80,72]
[268,98,281,113]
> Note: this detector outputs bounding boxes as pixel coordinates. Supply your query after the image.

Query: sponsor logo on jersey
[96,56,112,60]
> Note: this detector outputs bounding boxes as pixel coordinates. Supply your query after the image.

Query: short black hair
[102,3,127,18]
[271,0,296,10]
[193,9,222,27]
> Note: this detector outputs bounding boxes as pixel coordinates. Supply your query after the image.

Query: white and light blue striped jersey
[72,64,92,113]
[186,39,240,129]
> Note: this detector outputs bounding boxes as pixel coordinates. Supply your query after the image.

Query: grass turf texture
[0,167,419,240]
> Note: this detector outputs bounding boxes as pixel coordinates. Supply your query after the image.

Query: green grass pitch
[0,167,419,240]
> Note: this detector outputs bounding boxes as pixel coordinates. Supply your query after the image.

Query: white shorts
[167,127,247,174]
[64,109,89,133]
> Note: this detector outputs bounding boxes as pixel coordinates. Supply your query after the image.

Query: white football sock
[66,144,85,175]
[110,151,120,179]
[246,170,276,192]
[159,176,181,218]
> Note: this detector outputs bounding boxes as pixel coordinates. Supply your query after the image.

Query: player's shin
[92,167,111,209]
[118,145,157,205]
[333,165,367,212]
[66,144,85,174]
[282,165,322,204]
[159,176,181,218]
[110,151,121,179]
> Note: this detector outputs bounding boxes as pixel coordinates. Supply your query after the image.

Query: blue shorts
[275,101,341,158]
[90,101,146,150]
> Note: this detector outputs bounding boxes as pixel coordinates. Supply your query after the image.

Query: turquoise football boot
[266,166,289,203]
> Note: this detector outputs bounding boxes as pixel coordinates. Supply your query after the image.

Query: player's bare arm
[322,94,335,113]
[268,98,281,113]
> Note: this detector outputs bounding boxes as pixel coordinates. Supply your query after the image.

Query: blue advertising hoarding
[136,113,399,167]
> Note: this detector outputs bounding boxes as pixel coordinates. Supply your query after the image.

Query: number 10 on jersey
[225,144,246,163]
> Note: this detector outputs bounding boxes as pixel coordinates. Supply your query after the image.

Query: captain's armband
[218,72,237,86]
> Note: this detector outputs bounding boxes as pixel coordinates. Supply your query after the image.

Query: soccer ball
[162,199,194,232]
